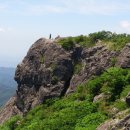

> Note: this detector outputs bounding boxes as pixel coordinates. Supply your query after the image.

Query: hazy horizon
[1,0,130,67]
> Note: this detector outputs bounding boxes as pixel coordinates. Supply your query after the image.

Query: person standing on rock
[49,34,51,39]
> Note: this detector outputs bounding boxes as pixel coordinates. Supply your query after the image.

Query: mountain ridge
[1,31,130,129]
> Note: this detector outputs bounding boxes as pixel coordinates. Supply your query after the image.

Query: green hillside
[1,67,130,130]
[1,31,130,129]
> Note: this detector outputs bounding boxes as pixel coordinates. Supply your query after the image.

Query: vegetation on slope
[58,31,130,50]
[1,67,130,130]
[2,31,130,129]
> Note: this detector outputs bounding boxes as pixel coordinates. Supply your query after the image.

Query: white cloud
[27,5,67,15]
[119,21,130,33]
[0,3,8,12]
[120,21,130,28]
[0,27,13,33]
[67,0,130,15]
[0,28,5,32]
[1,0,130,16]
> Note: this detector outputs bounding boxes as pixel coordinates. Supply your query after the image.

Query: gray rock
[116,43,130,68]
[67,45,117,94]
[93,93,105,102]
[0,96,22,124]
[96,109,130,130]
[14,38,73,113]
[126,92,130,106]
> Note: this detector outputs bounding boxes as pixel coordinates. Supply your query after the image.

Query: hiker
[49,34,51,39]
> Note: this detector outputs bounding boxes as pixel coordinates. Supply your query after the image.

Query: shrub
[75,112,107,130]
[110,57,117,67]
[74,62,83,74]
[58,37,75,50]
[87,77,102,97]
[113,100,128,111]
[39,55,44,64]
[120,85,130,98]
[57,31,130,51]
[100,67,127,101]
[0,116,21,130]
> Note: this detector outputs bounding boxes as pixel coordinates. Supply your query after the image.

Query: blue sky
[0,0,130,67]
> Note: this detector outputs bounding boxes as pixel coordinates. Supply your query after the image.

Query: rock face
[67,44,117,94]
[14,39,118,113]
[14,38,73,113]
[0,96,22,124]
[116,43,130,68]
[1,38,130,124]
[126,92,130,106]
[96,110,130,130]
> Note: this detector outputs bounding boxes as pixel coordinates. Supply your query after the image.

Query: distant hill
[0,67,16,106]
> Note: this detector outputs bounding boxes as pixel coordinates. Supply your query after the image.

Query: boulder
[14,38,73,113]
[93,93,105,102]
[0,96,22,124]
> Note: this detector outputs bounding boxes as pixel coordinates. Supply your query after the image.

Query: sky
[0,0,130,67]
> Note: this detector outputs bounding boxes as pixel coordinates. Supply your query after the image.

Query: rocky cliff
[14,38,118,113]
[1,35,130,129]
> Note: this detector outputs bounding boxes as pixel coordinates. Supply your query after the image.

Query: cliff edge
[1,34,130,129]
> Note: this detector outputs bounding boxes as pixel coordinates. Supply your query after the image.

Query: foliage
[39,55,44,64]
[113,100,128,111]
[0,116,21,130]
[58,37,75,50]
[75,112,107,130]
[2,67,130,130]
[14,98,99,130]
[100,67,127,101]
[81,67,128,101]
[110,57,117,67]
[0,87,105,130]
[57,31,130,50]
[58,35,95,50]
[120,85,130,98]
[74,62,83,74]
[73,67,130,115]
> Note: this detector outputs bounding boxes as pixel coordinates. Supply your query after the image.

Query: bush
[113,100,128,111]
[0,116,21,130]
[74,62,83,74]
[77,67,130,103]
[58,37,75,50]
[75,112,107,130]
[57,31,130,50]
[100,67,127,101]
[110,57,117,66]
[120,85,130,98]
